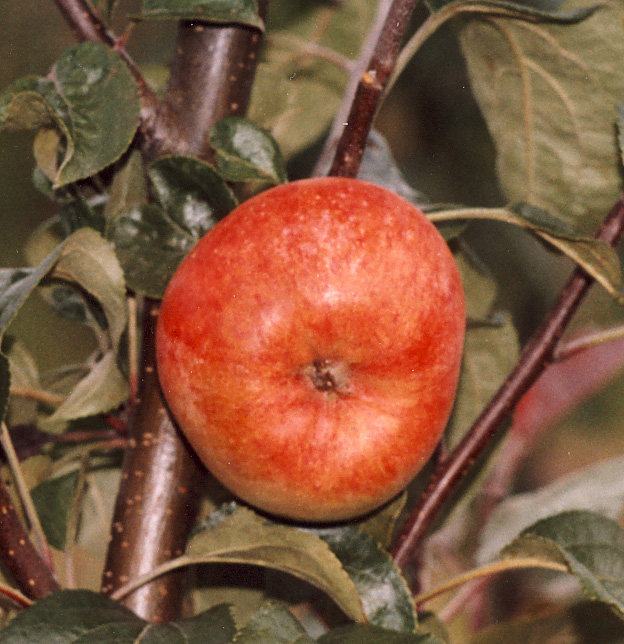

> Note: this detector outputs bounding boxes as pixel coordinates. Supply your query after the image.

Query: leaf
[478,455,624,563]
[458,0,624,233]
[0,42,140,187]
[0,589,237,643]
[30,471,80,551]
[4,339,40,426]
[0,590,144,643]
[357,131,429,209]
[501,511,624,616]
[446,312,520,448]
[140,0,265,29]
[429,204,623,299]
[233,601,316,644]
[453,244,498,322]
[103,149,149,221]
[0,229,129,425]
[311,526,417,633]
[148,156,237,237]
[107,156,237,298]
[107,204,195,299]
[187,506,366,622]
[210,117,288,184]
[318,623,444,644]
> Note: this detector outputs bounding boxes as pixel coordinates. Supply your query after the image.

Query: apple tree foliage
[2,0,624,642]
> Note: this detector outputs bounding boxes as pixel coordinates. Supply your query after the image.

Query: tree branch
[0,478,59,600]
[99,9,267,622]
[390,194,624,576]
[327,0,420,178]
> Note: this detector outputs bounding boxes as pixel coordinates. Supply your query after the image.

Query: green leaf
[446,312,519,448]
[210,117,287,184]
[108,156,237,298]
[479,455,624,563]
[186,506,367,622]
[311,526,417,633]
[140,0,264,28]
[0,228,129,426]
[107,204,195,299]
[502,510,624,616]
[453,244,498,322]
[0,42,140,187]
[428,205,623,299]
[4,339,39,426]
[31,471,80,550]
[148,156,237,238]
[458,0,624,233]
[0,589,237,643]
[0,590,144,643]
[233,601,316,644]
[318,623,443,644]
[103,149,149,222]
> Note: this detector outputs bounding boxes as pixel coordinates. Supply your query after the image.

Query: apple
[156,177,465,522]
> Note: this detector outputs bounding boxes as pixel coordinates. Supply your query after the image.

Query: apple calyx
[301,359,351,398]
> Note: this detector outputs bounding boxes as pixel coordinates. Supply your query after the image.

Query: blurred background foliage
[2,0,624,516]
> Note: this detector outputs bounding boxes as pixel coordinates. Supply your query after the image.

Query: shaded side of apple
[156,177,465,522]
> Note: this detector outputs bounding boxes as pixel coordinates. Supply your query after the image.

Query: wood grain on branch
[390,194,624,578]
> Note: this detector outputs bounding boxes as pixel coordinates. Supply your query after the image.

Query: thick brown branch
[102,8,267,622]
[390,195,624,575]
[0,478,60,600]
[328,0,419,177]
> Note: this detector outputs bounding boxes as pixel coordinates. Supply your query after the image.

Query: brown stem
[390,194,624,575]
[101,299,202,621]
[328,0,420,177]
[101,8,267,622]
[0,478,60,600]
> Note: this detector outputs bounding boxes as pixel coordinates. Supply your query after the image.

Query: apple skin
[156,177,465,522]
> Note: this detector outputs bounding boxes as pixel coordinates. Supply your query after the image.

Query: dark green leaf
[59,194,106,235]
[0,42,140,186]
[107,204,197,299]
[0,590,144,643]
[318,623,443,644]
[233,601,315,644]
[503,510,624,616]
[210,117,287,184]
[312,526,417,633]
[103,149,149,221]
[149,155,237,237]
[31,471,80,550]
[140,0,264,29]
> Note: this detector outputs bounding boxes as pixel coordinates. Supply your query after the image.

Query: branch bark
[327,0,420,178]
[99,9,268,623]
[0,478,59,600]
[390,194,624,577]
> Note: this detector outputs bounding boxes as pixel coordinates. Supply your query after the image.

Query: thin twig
[0,422,53,571]
[313,0,395,175]
[553,323,624,362]
[390,194,624,575]
[328,0,421,177]
[9,387,66,407]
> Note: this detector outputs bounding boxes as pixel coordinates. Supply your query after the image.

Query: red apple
[156,177,465,522]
